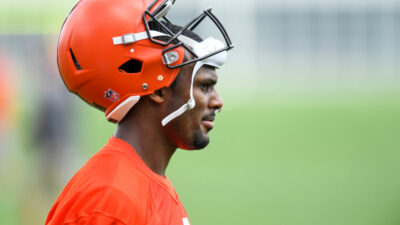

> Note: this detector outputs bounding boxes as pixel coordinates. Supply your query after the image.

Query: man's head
[57,0,232,147]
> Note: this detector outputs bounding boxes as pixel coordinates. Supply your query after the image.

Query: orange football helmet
[58,0,233,123]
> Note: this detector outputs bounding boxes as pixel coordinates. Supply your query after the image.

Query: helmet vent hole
[118,59,142,73]
[69,49,82,70]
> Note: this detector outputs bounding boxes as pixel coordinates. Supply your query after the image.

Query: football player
[45,0,233,224]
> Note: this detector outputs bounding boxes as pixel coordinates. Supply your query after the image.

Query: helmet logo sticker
[105,89,120,102]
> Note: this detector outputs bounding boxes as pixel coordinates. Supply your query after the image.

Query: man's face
[163,62,223,150]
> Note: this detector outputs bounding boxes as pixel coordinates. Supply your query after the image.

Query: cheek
[193,90,209,112]
[192,95,210,131]
[192,97,207,121]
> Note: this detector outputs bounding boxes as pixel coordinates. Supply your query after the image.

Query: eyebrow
[204,76,217,85]
[207,78,217,85]
[203,65,216,71]
[198,65,218,83]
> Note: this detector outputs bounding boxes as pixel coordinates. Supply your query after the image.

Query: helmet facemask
[142,0,233,69]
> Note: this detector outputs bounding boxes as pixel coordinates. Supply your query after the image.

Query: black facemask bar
[142,0,234,69]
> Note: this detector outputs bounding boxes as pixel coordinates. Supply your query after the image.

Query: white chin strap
[161,37,228,126]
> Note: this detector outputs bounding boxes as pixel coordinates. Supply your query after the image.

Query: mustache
[202,111,217,121]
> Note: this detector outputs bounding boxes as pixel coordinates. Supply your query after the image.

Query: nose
[209,90,223,111]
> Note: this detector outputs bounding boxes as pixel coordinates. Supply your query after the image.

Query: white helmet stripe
[112,30,169,45]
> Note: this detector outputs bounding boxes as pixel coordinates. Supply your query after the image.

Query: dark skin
[114,53,223,177]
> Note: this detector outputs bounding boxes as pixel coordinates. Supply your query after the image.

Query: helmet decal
[104,89,120,103]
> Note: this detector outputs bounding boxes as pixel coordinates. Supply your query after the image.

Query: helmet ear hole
[118,59,142,73]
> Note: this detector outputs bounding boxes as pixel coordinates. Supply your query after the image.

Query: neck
[113,105,177,177]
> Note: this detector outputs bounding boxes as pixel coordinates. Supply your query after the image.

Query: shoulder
[47,147,153,225]
[71,146,152,203]
[79,143,151,195]
[47,185,147,225]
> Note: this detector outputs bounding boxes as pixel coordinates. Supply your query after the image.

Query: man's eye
[200,83,211,92]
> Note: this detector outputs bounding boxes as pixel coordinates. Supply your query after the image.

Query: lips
[202,115,215,130]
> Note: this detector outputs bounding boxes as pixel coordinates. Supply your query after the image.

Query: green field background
[1,1,400,225]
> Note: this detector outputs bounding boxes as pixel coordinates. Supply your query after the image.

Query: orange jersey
[45,137,190,225]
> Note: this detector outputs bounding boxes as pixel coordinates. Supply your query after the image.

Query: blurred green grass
[170,93,400,225]
[58,92,400,225]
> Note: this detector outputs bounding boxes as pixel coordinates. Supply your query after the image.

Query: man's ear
[149,88,169,104]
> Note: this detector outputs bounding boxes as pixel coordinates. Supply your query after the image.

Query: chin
[192,128,210,149]
[178,128,210,150]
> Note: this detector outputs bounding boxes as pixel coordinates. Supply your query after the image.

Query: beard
[192,127,210,149]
